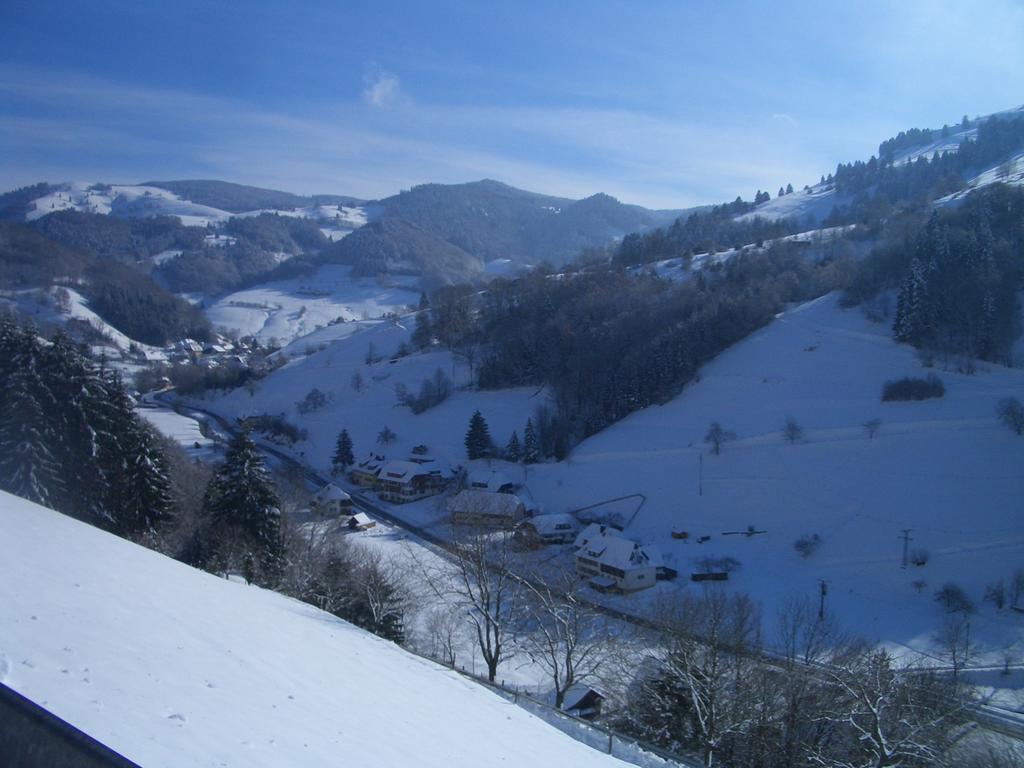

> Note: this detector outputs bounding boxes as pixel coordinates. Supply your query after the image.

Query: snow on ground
[516,293,1024,664]
[0,286,166,360]
[26,182,233,226]
[204,264,421,346]
[207,292,1024,678]
[735,182,846,226]
[136,406,218,460]
[208,314,541,477]
[0,491,631,768]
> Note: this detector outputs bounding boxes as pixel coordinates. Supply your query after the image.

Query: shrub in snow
[909,548,929,567]
[296,387,330,414]
[996,397,1024,435]
[881,374,944,401]
[863,418,881,438]
[984,580,1006,610]
[793,533,822,558]
[696,556,741,574]
[934,582,975,614]
[783,417,804,443]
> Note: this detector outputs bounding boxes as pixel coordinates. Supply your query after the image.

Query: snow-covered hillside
[209,314,539,477]
[205,265,420,346]
[206,293,1024,666]
[0,490,630,768]
[24,181,370,235]
[738,105,1024,225]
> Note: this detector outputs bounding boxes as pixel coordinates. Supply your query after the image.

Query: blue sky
[1,0,1022,208]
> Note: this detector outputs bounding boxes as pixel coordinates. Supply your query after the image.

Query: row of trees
[0,314,172,536]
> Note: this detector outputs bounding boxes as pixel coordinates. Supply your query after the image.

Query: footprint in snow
[166,713,187,723]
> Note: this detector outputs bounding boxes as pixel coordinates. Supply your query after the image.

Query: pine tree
[412,310,433,349]
[0,368,62,506]
[465,410,492,460]
[523,418,539,464]
[332,429,355,474]
[203,428,282,582]
[505,431,522,462]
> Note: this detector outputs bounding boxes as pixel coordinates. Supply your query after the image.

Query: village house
[448,489,526,527]
[513,513,580,547]
[350,453,386,488]
[573,524,658,593]
[310,483,353,517]
[466,468,516,494]
[377,460,446,503]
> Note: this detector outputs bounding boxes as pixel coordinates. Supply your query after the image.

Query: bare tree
[935,615,973,681]
[810,648,972,768]
[647,590,763,766]
[519,573,615,709]
[863,418,881,439]
[377,425,397,447]
[705,422,736,455]
[428,527,521,682]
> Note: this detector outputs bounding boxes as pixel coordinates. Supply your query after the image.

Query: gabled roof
[519,513,579,536]
[576,525,658,572]
[380,460,432,483]
[467,468,514,491]
[354,453,386,472]
[314,483,351,503]
[448,489,524,516]
[349,512,373,527]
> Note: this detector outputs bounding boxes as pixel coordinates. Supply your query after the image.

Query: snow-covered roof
[573,522,609,550]
[576,525,657,572]
[380,460,433,483]
[520,513,579,536]
[314,483,351,503]
[349,512,373,527]
[354,453,386,472]
[448,489,524,516]
[468,468,514,491]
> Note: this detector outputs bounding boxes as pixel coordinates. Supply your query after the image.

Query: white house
[310,483,353,517]
[448,490,526,527]
[574,525,658,593]
[514,513,580,546]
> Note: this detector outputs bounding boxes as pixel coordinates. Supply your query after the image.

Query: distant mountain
[356,179,684,272]
[143,179,364,213]
[324,217,484,288]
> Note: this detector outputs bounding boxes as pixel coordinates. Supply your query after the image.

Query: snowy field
[206,293,1024,684]
[204,265,421,346]
[136,406,218,460]
[0,491,632,768]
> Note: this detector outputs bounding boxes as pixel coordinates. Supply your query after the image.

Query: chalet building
[377,460,445,503]
[562,686,606,720]
[310,483,353,517]
[514,513,580,547]
[448,489,526,527]
[467,469,516,494]
[350,453,387,488]
[347,512,376,532]
[574,524,658,593]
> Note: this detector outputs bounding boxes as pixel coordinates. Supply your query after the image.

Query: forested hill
[143,179,364,213]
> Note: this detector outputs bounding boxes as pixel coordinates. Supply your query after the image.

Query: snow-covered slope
[209,313,539,480]
[210,292,1024,663]
[24,181,370,235]
[521,294,1024,657]
[0,490,629,768]
[205,265,420,345]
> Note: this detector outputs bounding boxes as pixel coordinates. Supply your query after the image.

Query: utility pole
[818,579,829,621]
[900,529,912,569]
[698,453,703,497]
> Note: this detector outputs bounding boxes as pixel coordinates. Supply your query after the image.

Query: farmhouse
[310,483,353,517]
[448,489,526,527]
[377,460,444,503]
[574,524,658,592]
[467,468,516,494]
[514,513,580,546]
[350,453,386,488]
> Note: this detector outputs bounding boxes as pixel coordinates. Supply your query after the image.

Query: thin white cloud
[361,65,400,108]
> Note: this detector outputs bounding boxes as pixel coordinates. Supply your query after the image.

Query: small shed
[347,512,376,532]
[562,686,606,720]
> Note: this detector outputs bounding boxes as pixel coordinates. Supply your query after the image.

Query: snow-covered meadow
[0,490,634,768]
